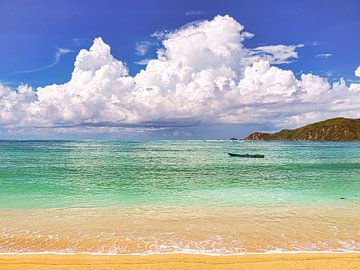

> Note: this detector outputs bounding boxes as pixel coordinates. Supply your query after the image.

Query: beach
[1,253,360,270]
[2,1,360,268]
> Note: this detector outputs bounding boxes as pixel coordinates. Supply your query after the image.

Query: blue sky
[1,0,359,87]
[0,0,360,139]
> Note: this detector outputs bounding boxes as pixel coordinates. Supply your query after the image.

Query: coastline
[1,253,359,270]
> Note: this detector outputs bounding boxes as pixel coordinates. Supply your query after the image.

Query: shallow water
[0,140,359,253]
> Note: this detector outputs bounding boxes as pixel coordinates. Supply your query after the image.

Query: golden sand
[0,253,359,270]
[2,206,360,253]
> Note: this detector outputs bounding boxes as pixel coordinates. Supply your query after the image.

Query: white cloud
[150,30,168,41]
[56,48,73,60]
[349,83,360,92]
[185,10,206,16]
[350,66,360,92]
[134,59,153,65]
[1,15,360,133]
[316,53,332,59]
[135,41,152,56]
[13,48,74,74]
[250,44,303,64]
[0,84,35,125]
[355,66,360,77]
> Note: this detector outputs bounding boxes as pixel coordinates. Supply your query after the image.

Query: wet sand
[0,253,359,270]
[2,206,360,253]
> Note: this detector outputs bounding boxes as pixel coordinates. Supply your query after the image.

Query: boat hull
[228,153,264,158]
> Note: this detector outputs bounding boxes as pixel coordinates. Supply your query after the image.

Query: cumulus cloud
[1,15,360,133]
[348,66,360,92]
[355,66,360,77]
[151,30,169,41]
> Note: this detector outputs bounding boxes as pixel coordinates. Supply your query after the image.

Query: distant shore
[0,253,359,270]
[244,117,360,142]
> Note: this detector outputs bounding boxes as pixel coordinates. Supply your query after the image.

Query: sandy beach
[0,253,359,270]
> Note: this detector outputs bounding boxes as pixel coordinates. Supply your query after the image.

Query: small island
[245,117,360,141]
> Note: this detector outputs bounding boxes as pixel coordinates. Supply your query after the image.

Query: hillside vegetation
[245,118,360,141]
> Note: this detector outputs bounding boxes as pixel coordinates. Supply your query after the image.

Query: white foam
[1,249,359,256]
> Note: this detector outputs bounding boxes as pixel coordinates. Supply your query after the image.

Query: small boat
[228,153,264,158]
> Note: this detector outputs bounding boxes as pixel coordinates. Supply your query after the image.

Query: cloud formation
[355,66,360,77]
[185,10,206,16]
[12,48,73,74]
[251,44,303,64]
[1,15,360,133]
[134,59,153,66]
[316,53,332,59]
[134,41,152,56]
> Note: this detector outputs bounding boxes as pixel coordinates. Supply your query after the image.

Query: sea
[0,140,359,254]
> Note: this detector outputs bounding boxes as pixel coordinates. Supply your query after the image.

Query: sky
[0,0,360,139]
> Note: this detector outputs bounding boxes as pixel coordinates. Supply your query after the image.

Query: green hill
[245,117,360,141]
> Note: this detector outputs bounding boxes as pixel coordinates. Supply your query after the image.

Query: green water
[1,140,360,209]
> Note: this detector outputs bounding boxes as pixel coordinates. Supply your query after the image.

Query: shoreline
[0,253,359,270]
[0,250,360,256]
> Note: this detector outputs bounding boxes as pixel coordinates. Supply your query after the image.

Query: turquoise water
[1,140,360,209]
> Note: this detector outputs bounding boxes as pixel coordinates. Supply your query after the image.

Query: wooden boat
[228,153,264,158]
